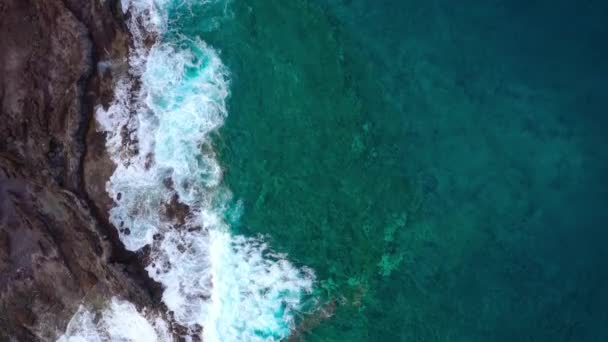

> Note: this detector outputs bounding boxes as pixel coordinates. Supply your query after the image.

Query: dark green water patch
[203,0,608,340]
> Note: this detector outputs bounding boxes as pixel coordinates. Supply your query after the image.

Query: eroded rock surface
[0,0,158,340]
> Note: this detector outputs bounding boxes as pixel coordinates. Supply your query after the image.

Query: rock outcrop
[0,0,158,340]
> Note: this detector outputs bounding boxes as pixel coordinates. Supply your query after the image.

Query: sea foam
[58,298,172,342]
[62,1,314,341]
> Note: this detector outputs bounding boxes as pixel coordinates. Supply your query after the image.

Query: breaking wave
[62,1,314,341]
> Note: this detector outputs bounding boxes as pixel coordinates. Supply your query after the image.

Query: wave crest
[67,1,316,340]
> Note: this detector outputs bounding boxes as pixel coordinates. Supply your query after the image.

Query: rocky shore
[0,0,161,340]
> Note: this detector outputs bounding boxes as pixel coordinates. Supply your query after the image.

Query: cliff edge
[0,0,159,340]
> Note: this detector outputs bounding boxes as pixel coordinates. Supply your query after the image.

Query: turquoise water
[65,0,608,341]
[205,0,608,340]
[93,1,314,340]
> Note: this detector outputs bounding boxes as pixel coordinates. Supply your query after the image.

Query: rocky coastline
[0,0,161,340]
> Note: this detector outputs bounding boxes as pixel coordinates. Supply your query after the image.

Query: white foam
[58,298,171,342]
[204,231,314,341]
[88,0,316,340]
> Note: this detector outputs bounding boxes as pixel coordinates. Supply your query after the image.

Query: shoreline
[0,0,164,339]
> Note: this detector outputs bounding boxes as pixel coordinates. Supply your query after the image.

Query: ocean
[60,0,608,341]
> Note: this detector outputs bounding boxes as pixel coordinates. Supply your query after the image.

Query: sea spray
[58,298,172,342]
[62,0,315,341]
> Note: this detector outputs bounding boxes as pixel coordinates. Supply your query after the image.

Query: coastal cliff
[0,0,159,340]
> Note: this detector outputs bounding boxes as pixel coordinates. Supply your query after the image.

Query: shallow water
[210,0,608,340]
[81,1,314,340]
[61,0,608,341]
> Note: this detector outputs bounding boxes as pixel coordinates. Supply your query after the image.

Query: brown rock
[0,0,161,340]
[0,160,154,341]
[164,194,191,227]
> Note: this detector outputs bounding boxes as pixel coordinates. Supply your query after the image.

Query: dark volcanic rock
[0,159,153,341]
[0,0,158,341]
